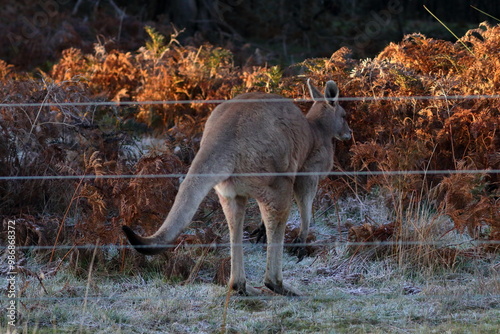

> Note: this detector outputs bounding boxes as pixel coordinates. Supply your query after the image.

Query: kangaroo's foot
[264,281,302,296]
[288,237,308,262]
[231,282,265,296]
[249,221,267,243]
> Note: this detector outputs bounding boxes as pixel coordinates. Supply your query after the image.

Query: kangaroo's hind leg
[291,175,319,261]
[257,178,301,296]
[217,193,255,295]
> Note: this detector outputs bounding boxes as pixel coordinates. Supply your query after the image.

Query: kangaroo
[123,79,352,296]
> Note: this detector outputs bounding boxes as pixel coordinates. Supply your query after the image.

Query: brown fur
[123,79,351,296]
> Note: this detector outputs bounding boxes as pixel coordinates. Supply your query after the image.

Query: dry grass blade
[423,5,474,56]
[78,240,99,334]
[471,5,500,22]
[50,176,85,263]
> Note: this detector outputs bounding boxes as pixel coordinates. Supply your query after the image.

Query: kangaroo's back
[201,92,313,176]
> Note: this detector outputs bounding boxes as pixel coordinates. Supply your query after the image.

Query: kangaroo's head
[307,79,352,141]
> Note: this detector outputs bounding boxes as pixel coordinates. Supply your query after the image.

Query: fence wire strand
[1,169,499,181]
[2,239,500,252]
[1,291,498,303]
[0,93,499,108]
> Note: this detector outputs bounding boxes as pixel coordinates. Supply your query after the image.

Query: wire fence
[1,96,499,332]
[1,243,498,303]
[2,92,498,182]
[2,239,500,252]
[1,93,500,108]
[1,169,499,181]
[1,93,499,248]
[2,290,498,303]
[3,239,499,298]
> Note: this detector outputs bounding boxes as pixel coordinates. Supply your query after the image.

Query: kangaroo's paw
[288,237,308,262]
[264,281,302,297]
[249,221,267,244]
[243,285,265,296]
[231,282,265,296]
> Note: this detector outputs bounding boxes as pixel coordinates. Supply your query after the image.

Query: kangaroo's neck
[306,103,335,144]
[302,103,336,173]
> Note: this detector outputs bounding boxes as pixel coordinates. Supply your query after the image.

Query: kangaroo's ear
[307,79,324,101]
[324,80,339,104]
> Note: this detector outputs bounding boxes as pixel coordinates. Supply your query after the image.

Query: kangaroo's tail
[122,225,163,255]
[123,153,230,255]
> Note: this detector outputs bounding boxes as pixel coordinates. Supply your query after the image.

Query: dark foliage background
[1,0,499,70]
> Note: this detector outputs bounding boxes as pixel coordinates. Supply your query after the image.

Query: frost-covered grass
[6,251,498,333]
[3,195,499,333]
